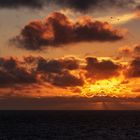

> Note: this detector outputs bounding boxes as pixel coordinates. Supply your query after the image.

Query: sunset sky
[0,0,140,110]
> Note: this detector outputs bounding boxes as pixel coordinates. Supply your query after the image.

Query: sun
[81,78,129,98]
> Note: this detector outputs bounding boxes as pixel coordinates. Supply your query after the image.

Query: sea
[0,111,139,140]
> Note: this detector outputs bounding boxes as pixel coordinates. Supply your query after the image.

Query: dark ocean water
[0,111,139,140]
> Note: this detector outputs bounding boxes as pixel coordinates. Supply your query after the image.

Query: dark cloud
[37,57,79,73]
[54,0,136,12]
[85,57,121,80]
[0,0,43,9]
[36,57,83,87]
[11,12,124,51]
[0,0,137,12]
[46,72,84,87]
[0,56,83,88]
[126,57,140,78]
[134,45,140,56]
[36,56,122,86]
[37,58,63,74]
[23,56,42,64]
[0,57,37,87]
[136,4,140,10]
[0,56,123,88]
[2,56,138,88]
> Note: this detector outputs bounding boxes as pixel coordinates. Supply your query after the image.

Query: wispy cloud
[96,12,140,25]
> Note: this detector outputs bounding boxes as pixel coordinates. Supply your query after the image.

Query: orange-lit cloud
[11,12,125,50]
[0,55,140,99]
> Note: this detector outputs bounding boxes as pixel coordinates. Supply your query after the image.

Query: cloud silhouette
[125,57,140,78]
[0,57,37,87]
[0,56,83,88]
[11,12,124,51]
[37,57,80,73]
[85,57,121,80]
[0,0,137,12]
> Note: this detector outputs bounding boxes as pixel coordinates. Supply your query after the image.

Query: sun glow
[81,78,130,98]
